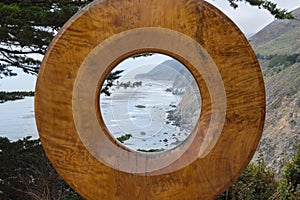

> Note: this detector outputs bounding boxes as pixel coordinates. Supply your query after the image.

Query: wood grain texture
[35,0,265,199]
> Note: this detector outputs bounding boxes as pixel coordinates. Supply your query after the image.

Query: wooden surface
[35,0,266,199]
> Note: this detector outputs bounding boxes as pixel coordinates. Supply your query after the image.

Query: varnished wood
[35,0,265,199]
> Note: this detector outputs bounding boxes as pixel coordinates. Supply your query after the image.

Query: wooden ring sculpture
[35,0,265,199]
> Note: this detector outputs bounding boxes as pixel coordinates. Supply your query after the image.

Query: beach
[100,80,193,152]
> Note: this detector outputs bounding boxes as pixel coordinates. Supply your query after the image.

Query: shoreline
[0,91,34,104]
[101,81,192,152]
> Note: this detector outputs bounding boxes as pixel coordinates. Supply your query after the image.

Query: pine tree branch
[0,47,44,55]
[227,0,294,19]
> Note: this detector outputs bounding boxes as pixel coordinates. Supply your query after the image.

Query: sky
[207,0,300,37]
[112,54,170,79]
[0,0,299,91]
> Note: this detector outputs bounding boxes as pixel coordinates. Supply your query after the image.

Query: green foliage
[0,0,93,77]
[216,153,278,200]
[267,54,300,68]
[116,134,132,143]
[101,70,124,96]
[217,148,300,200]
[0,91,34,103]
[273,146,300,199]
[258,53,300,76]
[273,179,299,200]
[228,0,294,19]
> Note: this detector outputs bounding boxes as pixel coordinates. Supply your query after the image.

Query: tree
[101,70,123,96]
[227,0,294,19]
[0,0,93,78]
[0,0,294,78]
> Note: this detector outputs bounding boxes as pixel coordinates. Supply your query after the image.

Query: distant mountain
[250,7,300,56]
[134,59,193,82]
[250,7,300,177]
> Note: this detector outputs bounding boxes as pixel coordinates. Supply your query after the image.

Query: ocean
[0,97,38,141]
[100,79,193,152]
[0,86,191,151]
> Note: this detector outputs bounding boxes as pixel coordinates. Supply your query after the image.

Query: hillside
[250,7,300,56]
[250,7,300,177]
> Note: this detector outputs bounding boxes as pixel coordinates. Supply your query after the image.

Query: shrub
[267,53,300,68]
[272,146,300,199]
[216,153,277,200]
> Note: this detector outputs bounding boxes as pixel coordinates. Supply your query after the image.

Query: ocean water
[0,97,38,141]
[0,85,197,152]
[100,80,194,152]
[0,86,197,150]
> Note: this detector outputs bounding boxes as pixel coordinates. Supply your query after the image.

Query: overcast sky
[207,0,300,36]
[0,0,299,91]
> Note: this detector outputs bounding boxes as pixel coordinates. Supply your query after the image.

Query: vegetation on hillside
[250,7,299,57]
[216,153,278,199]
[216,149,300,199]
[272,147,300,199]
[257,53,300,68]
[257,52,300,77]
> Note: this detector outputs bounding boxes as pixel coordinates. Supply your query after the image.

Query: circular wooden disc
[35,0,265,199]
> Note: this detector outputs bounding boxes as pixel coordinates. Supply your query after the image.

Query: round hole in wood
[99,52,202,153]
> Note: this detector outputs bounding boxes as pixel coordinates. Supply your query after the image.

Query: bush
[267,54,300,68]
[272,146,300,199]
[217,147,300,200]
[216,153,277,200]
